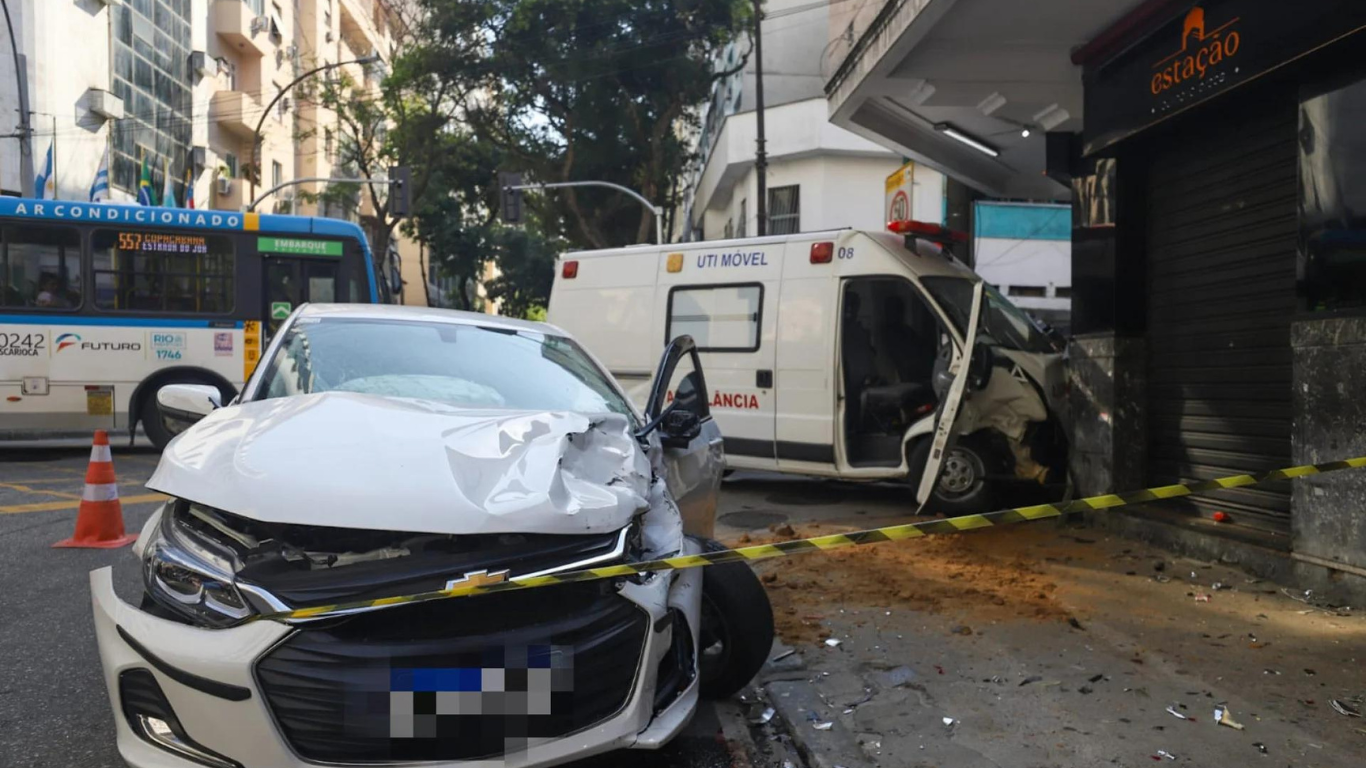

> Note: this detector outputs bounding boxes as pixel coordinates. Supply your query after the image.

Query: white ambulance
[547,225,1069,514]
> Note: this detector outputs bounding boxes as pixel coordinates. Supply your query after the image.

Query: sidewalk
[716,476,1366,768]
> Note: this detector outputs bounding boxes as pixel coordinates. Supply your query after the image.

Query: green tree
[474,0,751,249]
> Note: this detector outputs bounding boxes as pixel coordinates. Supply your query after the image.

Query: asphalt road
[0,444,765,768]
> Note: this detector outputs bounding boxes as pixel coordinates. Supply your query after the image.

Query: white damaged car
[90,304,774,768]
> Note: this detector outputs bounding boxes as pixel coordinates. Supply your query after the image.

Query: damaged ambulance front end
[90,306,766,768]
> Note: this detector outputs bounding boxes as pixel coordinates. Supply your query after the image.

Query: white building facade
[677,0,939,242]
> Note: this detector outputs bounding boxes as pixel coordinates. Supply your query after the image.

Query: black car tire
[695,538,775,700]
[906,434,997,517]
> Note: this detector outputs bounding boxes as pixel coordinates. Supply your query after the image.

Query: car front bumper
[90,542,704,768]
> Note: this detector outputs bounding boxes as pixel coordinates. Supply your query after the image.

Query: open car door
[644,336,726,538]
[915,280,986,507]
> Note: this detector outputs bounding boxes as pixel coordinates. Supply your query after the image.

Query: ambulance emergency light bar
[887,218,969,244]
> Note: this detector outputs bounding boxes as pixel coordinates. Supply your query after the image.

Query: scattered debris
[1214,705,1245,730]
[1212,582,1232,591]
[1302,668,1316,676]
[824,638,842,649]
[1165,706,1189,720]
[1155,750,1177,760]
[1253,742,1268,754]
[1068,617,1085,631]
[772,648,797,663]
[1079,686,1094,695]
[1154,574,1172,583]
[942,717,955,726]
[950,624,973,636]
[812,722,833,731]
[1194,593,1211,602]
[752,707,776,725]
[935,665,945,675]
[1019,675,1043,687]
[876,666,916,689]
[1154,561,1166,572]
[1330,699,1363,718]
[1088,674,1105,683]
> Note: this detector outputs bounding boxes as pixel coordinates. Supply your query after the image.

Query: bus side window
[91,229,235,314]
[0,225,82,309]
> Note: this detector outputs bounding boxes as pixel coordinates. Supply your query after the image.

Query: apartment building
[675,0,920,243]
[0,0,429,304]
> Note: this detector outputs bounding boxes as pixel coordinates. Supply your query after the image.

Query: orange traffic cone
[53,430,138,548]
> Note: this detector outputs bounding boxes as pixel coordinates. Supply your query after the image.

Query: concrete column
[1066,333,1146,496]
[1290,317,1366,600]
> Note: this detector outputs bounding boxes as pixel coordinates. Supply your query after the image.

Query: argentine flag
[34,142,54,199]
[89,154,110,202]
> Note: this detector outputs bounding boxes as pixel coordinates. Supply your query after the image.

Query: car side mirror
[659,407,702,448]
[157,384,222,437]
[969,344,994,389]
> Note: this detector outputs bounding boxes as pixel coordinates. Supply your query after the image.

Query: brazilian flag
[137,152,157,206]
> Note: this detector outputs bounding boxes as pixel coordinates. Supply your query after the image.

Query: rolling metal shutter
[1143,95,1298,535]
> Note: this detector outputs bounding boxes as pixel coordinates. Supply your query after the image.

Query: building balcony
[213,0,269,58]
[210,90,264,140]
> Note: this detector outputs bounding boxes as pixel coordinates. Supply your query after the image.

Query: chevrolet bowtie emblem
[445,569,510,591]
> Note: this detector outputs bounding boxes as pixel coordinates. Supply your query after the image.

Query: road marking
[0,482,83,501]
[0,492,168,515]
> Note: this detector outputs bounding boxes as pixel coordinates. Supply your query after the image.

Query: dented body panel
[148,393,651,536]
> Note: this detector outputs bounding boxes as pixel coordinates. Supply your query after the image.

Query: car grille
[255,582,648,762]
[238,529,624,608]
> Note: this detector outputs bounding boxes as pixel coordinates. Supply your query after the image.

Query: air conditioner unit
[285,45,299,58]
[250,15,269,35]
[190,51,217,78]
[217,177,233,196]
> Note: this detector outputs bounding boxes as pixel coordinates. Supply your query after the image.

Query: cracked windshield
[2,2,1364,768]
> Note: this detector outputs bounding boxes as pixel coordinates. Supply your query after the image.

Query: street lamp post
[249,53,381,201]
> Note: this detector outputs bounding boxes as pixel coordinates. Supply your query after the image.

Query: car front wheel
[695,538,775,699]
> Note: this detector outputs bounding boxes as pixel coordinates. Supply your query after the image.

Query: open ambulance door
[914,280,986,507]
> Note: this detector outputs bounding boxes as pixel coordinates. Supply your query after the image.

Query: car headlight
[142,503,255,628]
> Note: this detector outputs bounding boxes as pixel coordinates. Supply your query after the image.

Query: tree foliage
[312,0,750,316]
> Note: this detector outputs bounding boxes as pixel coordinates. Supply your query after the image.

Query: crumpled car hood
[147,392,651,535]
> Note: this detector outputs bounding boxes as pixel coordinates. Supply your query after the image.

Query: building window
[272,161,283,189]
[1009,286,1047,298]
[109,0,192,203]
[324,128,334,158]
[667,284,763,352]
[224,153,239,178]
[768,185,800,235]
[1054,286,1073,298]
[736,198,747,238]
[91,229,234,314]
[0,225,82,309]
[724,219,733,239]
[1300,73,1366,312]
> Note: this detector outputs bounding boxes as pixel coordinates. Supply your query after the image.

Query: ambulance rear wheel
[906,436,995,517]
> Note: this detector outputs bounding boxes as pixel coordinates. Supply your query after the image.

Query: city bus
[0,197,381,448]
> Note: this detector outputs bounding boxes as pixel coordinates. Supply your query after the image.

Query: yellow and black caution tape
[253,455,1366,624]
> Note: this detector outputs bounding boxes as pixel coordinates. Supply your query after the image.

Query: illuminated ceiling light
[1020,128,1031,138]
[977,92,1007,116]
[933,123,999,157]
[1033,104,1071,131]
